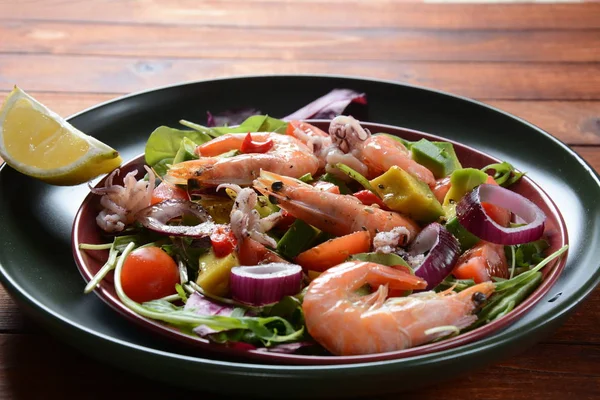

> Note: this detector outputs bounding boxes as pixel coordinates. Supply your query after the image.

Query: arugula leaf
[434,276,476,292]
[481,161,525,187]
[495,244,567,292]
[507,239,550,268]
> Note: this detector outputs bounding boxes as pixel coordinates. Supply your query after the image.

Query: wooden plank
[487,101,600,145]
[3,20,600,62]
[569,146,600,172]
[3,1,600,30]
[0,91,599,145]
[0,289,26,333]
[2,55,600,100]
[0,332,598,399]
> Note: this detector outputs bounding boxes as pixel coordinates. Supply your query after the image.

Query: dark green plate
[1,75,599,398]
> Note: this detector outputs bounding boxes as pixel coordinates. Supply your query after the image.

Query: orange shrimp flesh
[165,132,319,186]
[360,134,436,186]
[253,170,421,239]
[302,261,495,356]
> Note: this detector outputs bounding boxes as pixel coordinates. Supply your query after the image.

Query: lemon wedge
[0,87,122,185]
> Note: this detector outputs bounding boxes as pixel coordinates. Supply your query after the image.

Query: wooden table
[1,1,599,398]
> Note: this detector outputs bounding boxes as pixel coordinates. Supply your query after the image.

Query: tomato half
[121,247,179,302]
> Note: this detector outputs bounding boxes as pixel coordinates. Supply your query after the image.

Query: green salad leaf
[144,126,211,176]
[350,252,411,269]
[510,239,550,268]
[181,115,287,136]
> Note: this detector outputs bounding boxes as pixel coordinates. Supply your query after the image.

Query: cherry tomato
[121,247,179,302]
[151,181,189,205]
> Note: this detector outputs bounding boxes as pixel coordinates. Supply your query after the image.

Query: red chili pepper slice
[353,190,390,211]
[210,226,238,257]
[240,132,274,154]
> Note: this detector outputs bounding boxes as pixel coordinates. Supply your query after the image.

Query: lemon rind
[0,86,122,183]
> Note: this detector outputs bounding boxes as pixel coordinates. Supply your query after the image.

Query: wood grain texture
[3,55,600,100]
[3,20,600,62]
[4,1,600,30]
[487,101,600,145]
[0,332,598,399]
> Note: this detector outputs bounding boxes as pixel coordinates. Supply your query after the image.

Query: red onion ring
[230,263,303,306]
[456,183,546,245]
[409,223,461,291]
[135,199,217,237]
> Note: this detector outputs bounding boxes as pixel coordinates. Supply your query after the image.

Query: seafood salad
[79,106,567,357]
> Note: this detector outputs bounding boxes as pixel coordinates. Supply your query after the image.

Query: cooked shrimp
[166,132,319,186]
[253,170,420,239]
[287,120,331,165]
[328,116,436,186]
[287,120,368,179]
[303,260,494,355]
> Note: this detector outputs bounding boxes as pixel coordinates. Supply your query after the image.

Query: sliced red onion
[456,184,546,245]
[135,199,217,237]
[409,223,461,291]
[283,89,367,120]
[230,263,303,306]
